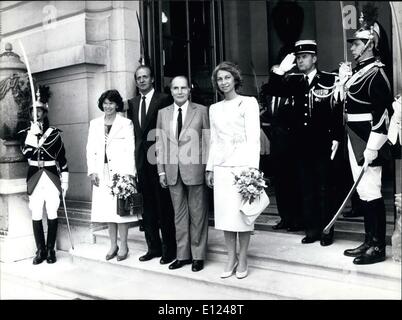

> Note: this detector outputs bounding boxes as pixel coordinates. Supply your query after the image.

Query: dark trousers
[271,151,302,227]
[298,154,333,238]
[138,161,176,258]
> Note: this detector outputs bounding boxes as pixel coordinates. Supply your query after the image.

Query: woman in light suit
[206,62,260,279]
[87,90,136,261]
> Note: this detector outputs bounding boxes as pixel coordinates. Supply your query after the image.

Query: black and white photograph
[0,0,401,310]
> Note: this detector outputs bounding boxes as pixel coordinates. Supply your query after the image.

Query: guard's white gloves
[25,122,42,147]
[330,140,339,160]
[338,62,352,83]
[363,148,378,170]
[388,95,401,145]
[61,172,69,198]
[274,53,296,75]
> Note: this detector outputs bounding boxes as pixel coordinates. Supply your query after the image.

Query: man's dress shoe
[168,259,192,270]
[344,243,371,257]
[191,260,204,272]
[139,251,162,262]
[301,236,320,244]
[33,249,47,265]
[160,255,175,265]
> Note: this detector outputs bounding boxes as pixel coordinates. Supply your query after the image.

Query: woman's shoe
[106,246,119,261]
[220,261,238,279]
[236,267,248,279]
[117,249,129,261]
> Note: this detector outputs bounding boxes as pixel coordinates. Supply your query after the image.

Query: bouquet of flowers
[233,168,270,225]
[233,168,267,204]
[109,173,142,216]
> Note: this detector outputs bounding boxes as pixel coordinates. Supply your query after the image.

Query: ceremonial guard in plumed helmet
[18,86,69,264]
[336,4,393,265]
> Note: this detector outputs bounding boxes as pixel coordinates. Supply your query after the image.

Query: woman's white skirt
[91,164,139,223]
[213,166,254,232]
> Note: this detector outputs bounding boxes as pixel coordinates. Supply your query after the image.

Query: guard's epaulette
[287,73,304,76]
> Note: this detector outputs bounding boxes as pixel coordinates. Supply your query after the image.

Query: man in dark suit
[266,40,343,246]
[156,76,210,272]
[127,65,176,264]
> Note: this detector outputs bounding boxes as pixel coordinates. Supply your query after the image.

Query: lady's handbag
[116,193,143,217]
[240,190,270,225]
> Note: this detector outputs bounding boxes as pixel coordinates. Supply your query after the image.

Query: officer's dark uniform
[341,54,392,264]
[18,87,68,265]
[267,42,343,244]
[259,88,302,231]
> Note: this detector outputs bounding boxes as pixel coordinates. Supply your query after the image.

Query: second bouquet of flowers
[233,168,270,225]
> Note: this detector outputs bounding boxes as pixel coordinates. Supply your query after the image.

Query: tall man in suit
[156,76,210,272]
[127,65,176,264]
[266,40,343,246]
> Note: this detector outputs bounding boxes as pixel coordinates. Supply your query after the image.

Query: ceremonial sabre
[18,40,37,123]
[340,1,348,63]
[323,166,365,234]
[62,194,75,250]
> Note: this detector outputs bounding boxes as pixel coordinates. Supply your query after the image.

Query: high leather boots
[344,200,371,257]
[353,198,386,265]
[32,220,47,265]
[46,218,58,264]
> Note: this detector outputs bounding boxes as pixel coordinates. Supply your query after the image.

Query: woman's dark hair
[97,89,124,112]
[211,61,242,93]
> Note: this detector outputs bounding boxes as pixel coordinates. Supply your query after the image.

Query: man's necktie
[304,75,309,87]
[177,107,182,139]
[140,96,146,129]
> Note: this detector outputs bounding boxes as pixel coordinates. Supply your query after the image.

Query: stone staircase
[2,225,400,300]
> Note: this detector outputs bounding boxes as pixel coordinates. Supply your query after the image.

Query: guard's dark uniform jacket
[18,124,68,195]
[343,57,392,166]
[268,70,343,155]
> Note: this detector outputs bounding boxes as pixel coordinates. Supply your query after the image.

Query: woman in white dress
[87,90,137,261]
[206,62,260,279]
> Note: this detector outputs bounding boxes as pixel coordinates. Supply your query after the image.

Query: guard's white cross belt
[345,113,373,122]
[28,160,57,167]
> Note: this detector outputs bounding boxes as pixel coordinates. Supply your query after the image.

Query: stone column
[0,43,35,262]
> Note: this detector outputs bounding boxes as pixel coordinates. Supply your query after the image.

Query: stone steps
[2,226,400,300]
[81,227,400,299]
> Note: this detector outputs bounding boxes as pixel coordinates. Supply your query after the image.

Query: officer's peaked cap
[294,40,317,55]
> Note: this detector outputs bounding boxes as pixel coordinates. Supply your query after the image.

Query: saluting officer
[266,40,343,246]
[340,24,392,265]
[18,86,69,265]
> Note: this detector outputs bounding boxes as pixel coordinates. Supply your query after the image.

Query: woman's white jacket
[86,114,136,177]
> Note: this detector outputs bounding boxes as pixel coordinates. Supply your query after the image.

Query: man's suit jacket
[127,92,172,172]
[156,102,210,186]
[86,114,136,177]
